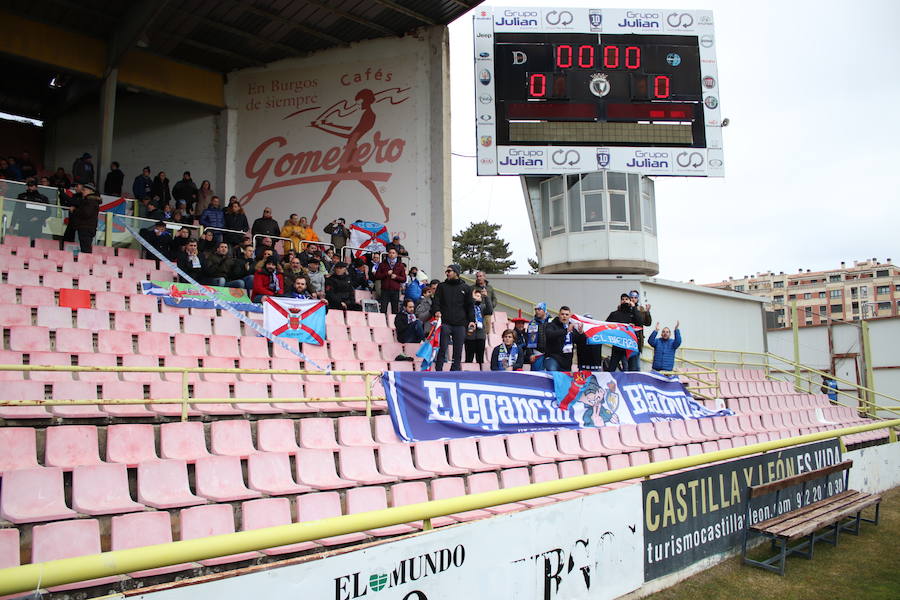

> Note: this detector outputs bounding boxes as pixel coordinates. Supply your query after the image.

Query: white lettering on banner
[624,384,697,419]
[423,380,571,431]
[132,486,643,600]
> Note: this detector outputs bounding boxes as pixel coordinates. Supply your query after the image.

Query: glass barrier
[1,196,70,240]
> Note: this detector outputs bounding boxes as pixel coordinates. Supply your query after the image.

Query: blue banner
[383,371,732,442]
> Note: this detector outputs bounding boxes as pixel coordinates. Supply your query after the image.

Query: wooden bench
[741,460,881,575]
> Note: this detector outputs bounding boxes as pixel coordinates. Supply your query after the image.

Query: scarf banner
[383,370,733,442]
[141,280,262,313]
[571,313,638,353]
[262,297,327,344]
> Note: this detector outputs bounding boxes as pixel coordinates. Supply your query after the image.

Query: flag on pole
[416,318,441,371]
[263,297,327,345]
[349,220,390,258]
[570,313,639,356]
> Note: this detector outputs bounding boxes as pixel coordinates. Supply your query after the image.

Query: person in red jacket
[251,256,285,303]
[374,247,406,314]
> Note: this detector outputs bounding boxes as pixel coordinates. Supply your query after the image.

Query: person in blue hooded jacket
[648,321,681,372]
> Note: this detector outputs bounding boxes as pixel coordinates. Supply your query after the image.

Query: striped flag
[416,318,441,371]
[570,313,639,356]
[349,220,390,258]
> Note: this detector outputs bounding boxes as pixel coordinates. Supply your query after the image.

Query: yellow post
[181,370,189,422]
[422,518,433,531]
[861,320,876,417]
[104,211,113,247]
[791,301,801,392]
[364,373,372,418]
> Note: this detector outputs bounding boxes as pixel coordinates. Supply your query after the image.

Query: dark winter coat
[432,278,474,326]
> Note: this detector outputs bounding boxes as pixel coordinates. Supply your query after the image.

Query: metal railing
[200,225,249,241]
[0,418,895,595]
[252,234,295,255]
[0,364,385,418]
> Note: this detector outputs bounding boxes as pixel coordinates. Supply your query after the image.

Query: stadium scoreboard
[474,7,724,177]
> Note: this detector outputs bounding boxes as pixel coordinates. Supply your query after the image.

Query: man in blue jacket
[199,196,225,241]
[648,321,681,372]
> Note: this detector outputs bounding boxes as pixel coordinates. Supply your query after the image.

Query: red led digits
[653,75,670,98]
[529,73,547,97]
[577,45,594,68]
[556,45,572,68]
[603,45,619,68]
[625,46,641,69]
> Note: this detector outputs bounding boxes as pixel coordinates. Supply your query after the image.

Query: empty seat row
[1,236,139,259]
[0,257,162,279]
[719,380,794,398]
[2,269,170,291]
[727,394,831,414]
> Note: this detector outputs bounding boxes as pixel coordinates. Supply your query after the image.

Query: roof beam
[369,0,436,26]
[289,0,394,36]
[165,6,307,58]
[223,1,345,45]
[106,0,170,75]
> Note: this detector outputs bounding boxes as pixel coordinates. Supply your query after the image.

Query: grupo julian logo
[499,148,545,167]
[700,34,714,48]
[666,12,694,28]
[617,11,661,29]
[589,10,603,30]
[479,69,491,85]
[545,10,574,27]
[480,136,493,147]
[704,96,719,109]
[676,151,704,168]
[596,147,611,168]
[702,76,716,89]
[478,94,493,104]
[495,9,539,27]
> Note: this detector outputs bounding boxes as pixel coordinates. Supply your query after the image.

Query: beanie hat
[447,264,462,276]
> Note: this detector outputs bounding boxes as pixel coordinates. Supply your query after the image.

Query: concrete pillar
[98,68,118,188]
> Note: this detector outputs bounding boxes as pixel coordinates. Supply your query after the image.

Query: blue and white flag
[349,220,390,257]
[263,297,327,345]
[382,370,732,442]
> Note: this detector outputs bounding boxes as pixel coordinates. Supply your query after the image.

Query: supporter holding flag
[543,306,586,371]
[491,329,524,371]
[606,293,641,371]
[432,264,475,371]
[286,277,312,299]
[252,256,284,303]
[569,312,639,370]
[395,299,425,343]
[416,318,441,371]
[525,302,551,369]
[627,289,652,370]
[648,321,681,373]
[575,314,605,371]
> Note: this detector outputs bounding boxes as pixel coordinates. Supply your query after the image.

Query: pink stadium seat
[54,327,93,354]
[50,381,105,418]
[532,431,579,460]
[583,456,610,476]
[599,427,638,453]
[20,285,55,307]
[618,424,653,449]
[0,528,19,568]
[347,486,418,536]
[0,467,77,523]
[365,311,387,328]
[137,459,205,509]
[467,472,527,514]
[532,463,584,501]
[0,380,49,418]
[270,381,316,413]
[377,444,432,480]
[77,274,108,291]
[448,438,495,472]
[333,358,363,371]
[233,381,279,414]
[0,427,38,473]
[0,349,23,381]
[374,414,404,445]
[160,421,210,461]
[460,363,481,372]
[339,446,398,485]
[210,419,258,457]
[478,436,528,468]
[371,327,394,344]
[256,419,301,454]
[650,447,672,462]
[411,440,467,476]
[328,324,350,340]
[556,429,592,458]
[101,381,154,417]
[27,351,72,382]
[45,425,102,469]
[506,433,554,464]
[8,325,50,352]
[6,269,41,287]
[238,357,270,382]
[174,333,206,356]
[294,448,355,490]
[299,340,329,362]
[201,356,236,382]
[36,305,72,328]
[299,418,340,450]
[212,316,242,337]
[111,512,195,576]
[345,311,367,328]
[242,497,318,554]
[128,293,158,313]
[209,334,239,357]
[337,416,377,447]
[0,304,31,327]
[2,234,31,247]
[31,519,124,591]
[390,482,458,528]
[76,307,110,330]
[42,272,74,289]
[195,455,263,502]
[241,336,269,358]
[296,492,368,546]
[110,278,138,294]
[0,285,14,305]
[26,257,56,272]
[180,504,261,566]
[72,462,145,515]
[32,238,59,251]
[78,352,119,382]
[91,263,119,279]
[98,329,134,354]
[106,424,158,466]
[246,452,309,496]
[138,331,172,355]
[161,355,200,382]
[431,477,492,522]
[150,312,180,334]
[356,342,382,362]
[95,291,126,312]
[500,468,555,508]
[271,338,301,359]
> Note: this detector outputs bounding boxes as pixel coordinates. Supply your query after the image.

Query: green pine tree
[451,221,516,274]
[527,257,540,274]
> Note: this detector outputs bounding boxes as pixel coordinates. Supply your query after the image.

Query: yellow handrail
[0,419,895,595]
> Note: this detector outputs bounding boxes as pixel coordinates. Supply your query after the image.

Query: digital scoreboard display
[474,7,724,177]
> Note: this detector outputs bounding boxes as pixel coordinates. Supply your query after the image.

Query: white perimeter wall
[224,27,451,274]
[767,317,900,416]
[44,94,220,193]
[484,274,767,354]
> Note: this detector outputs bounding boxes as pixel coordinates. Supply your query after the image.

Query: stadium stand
[0,233,893,595]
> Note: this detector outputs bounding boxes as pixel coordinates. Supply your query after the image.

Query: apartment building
[703,259,900,329]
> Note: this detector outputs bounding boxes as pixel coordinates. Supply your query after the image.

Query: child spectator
[491,329,524,371]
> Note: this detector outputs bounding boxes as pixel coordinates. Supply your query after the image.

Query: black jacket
[202,252,234,279]
[544,317,586,371]
[103,169,124,195]
[140,227,172,258]
[326,272,355,306]
[150,176,171,205]
[229,255,256,280]
[223,211,249,244]
[432,278,474,326]
[251,216,281,238]
[171,179,198,205]
[69,192,101,230]
[176,251,204,282]
[606,303,652,350]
